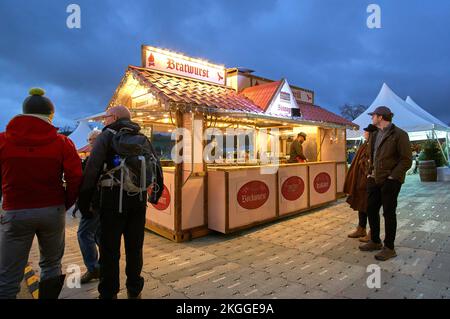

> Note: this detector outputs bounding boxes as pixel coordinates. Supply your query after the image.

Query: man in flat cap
[359,106,412,261]
[289,132,307,163]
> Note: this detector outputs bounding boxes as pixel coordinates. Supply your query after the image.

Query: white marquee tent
[347,83,449,138]
[404,96,449,141]
[68,120,93,151]
[347,83,449,162]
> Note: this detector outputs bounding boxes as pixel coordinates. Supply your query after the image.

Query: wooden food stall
[106,45,357,241]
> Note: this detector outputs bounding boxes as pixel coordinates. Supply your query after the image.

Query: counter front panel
[278,165,308,216]
[228,169,278,230]
[146,169,175,231]
[309,163,337,207]
[336,162,347,195]
[207,161,341,234]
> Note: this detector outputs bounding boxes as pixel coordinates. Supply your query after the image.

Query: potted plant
[418,139,446,182]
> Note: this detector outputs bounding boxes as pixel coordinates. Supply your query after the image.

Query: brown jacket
[344,142,369,212]
[367,124,412,184]
[289,140,306,162]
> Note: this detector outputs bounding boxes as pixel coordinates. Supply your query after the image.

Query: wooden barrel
[419,160,437,182]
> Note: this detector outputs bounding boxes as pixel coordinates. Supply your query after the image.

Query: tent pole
[433,129,447,163]
[446,131,450,166]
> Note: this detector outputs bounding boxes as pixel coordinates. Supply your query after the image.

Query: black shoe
[98,294,117,299]
[80,269,100,285]
[39,274,66,299]
[127,291,142,299]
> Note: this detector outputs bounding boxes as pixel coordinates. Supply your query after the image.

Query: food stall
[106,45,357,241]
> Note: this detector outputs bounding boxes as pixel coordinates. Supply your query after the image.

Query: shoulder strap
[106,128,118,135]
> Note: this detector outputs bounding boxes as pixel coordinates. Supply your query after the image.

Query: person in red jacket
[0,88,83,299]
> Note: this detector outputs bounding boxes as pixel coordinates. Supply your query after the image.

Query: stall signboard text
[237,180,270,210]
[143,46,226,85]
[314,172,331,194]
[281,176,305,201]
[265,80,300,117]
[291,87,314,104]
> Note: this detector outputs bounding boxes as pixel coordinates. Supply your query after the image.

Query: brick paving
[19,175,450,299]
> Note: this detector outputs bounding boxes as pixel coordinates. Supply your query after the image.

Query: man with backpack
[77,105,163,299]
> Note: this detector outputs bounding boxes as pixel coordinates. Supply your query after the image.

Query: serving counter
[207,161,346,234]
[144,167,208,241]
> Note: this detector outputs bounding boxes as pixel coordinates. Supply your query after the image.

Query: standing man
[0,88,83,299]
[359,106,412,261]
[77,105,157,299]
[289,132,307,163]
[77,129,102,284]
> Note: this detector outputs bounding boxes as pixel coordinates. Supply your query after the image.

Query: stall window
[152,131,175,160]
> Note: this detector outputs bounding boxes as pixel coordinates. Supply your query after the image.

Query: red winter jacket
[0,115,83,211]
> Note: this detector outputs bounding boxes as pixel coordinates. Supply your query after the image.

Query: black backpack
[99,127,164,212]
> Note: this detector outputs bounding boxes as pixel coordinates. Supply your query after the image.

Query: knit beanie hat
[22,88,55,115]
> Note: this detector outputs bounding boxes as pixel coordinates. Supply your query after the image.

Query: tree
[418,139,446,167]
[339,104,367,121]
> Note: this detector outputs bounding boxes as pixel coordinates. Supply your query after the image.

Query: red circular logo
[314,173,331,194]
[237,181,270,210]
[149,185,171,211]
[281,176,305,201]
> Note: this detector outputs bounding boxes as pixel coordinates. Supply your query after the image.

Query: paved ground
[21,174,450,299]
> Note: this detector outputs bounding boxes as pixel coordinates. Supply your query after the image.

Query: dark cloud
[1,0,449,130]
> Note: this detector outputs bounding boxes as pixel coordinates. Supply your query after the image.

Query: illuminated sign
[142,45,226,85]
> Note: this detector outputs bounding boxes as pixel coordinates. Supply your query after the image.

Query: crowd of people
[0,88,162,299]
[0,88,412,299]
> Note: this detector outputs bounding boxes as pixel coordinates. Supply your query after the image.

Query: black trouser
[98,187,147,298]
[367,178,402,249]
[358,211,367,228]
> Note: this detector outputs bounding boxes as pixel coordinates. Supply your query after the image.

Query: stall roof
[239,79,356,128]
[116,66,357,129]
[297,102,357,128]
[128,66,263,113]
[239,80,282,111]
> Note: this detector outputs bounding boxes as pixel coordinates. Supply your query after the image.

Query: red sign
[237,181,269,210]
[314,173,331,194]
[149,185,171,211]
[281,176,305,201]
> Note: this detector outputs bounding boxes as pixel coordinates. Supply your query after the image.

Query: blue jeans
[77,214,100,273]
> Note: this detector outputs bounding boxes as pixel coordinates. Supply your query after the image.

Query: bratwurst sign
[142,45,226,85]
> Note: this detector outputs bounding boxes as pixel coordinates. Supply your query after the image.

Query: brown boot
[375,247,397,261]
[348,226,366,238]
[359,230,371,243]
[359,240,383,251]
